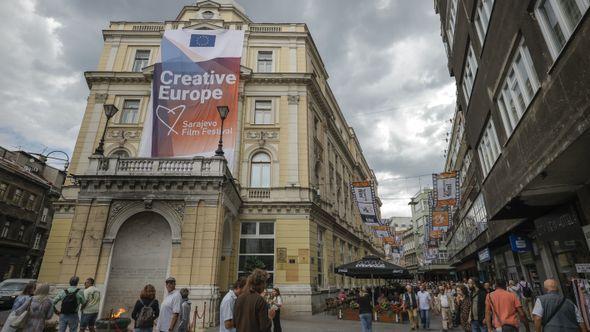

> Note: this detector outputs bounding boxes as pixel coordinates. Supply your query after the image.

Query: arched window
[109,149,130,158]
[250,152,271,188]
[202,10,214,19]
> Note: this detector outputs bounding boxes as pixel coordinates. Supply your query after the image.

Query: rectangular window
[317,228,324,287]
[536,0,589,59]
[340,240,345,263]
[40,208,49,223]
[474,0,495,45]
[33,233,42,250]
[238,222,275,285]
[477,119,502,177]
[257,51,273,72]
[132,50,150,72]
[254,100,272,124]
[461,43,479,105]
[120,99,140,124]
[1,222,9,238]
[0,182,7,199]
[446,0,458,48]
[27,194,36,210]
[496,41,539,137]
[12,188,23,205]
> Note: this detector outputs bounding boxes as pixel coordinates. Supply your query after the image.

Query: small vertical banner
[351,181,381,226]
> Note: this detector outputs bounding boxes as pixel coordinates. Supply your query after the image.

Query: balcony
[86,155,227,177]
[241,186,315,202]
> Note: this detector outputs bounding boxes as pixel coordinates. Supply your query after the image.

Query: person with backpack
[53,276,86,332]
[131,284,160,332]
[519,277,534,321]
[174,288,191,332]
[532,279,587,332]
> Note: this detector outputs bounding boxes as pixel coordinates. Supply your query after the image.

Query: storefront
[532,205,590,296]
[477,247,495,282]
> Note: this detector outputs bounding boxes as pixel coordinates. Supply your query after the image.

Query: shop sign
[575,263,590,273]
[509,234,532,253]
[534,206,580,241]
[478,248,491,263]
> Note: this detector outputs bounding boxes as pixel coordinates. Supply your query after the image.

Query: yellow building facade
[38,0,383,323]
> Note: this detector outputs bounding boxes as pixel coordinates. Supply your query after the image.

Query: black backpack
[61,289,79,314]
[136,299,156,328]
[521,282,533,298]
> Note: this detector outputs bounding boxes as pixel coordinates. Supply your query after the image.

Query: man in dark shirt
[233,269,275,332]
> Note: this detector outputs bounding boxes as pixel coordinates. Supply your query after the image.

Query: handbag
[10,297,32,329]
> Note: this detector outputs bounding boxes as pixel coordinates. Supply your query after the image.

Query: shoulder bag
[541,296,567,327]
[10,296,32,329]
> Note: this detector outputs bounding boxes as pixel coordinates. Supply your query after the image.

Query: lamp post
[215,106,230,156]
[94,104,119,156]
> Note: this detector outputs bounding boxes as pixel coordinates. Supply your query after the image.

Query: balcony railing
[86,156,227,178]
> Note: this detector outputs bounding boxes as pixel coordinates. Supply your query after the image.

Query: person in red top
[485,279,530,332]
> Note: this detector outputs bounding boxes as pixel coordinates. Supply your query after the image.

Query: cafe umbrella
[335,255,410,319]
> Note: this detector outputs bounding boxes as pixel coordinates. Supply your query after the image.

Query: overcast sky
[0,0,455,217]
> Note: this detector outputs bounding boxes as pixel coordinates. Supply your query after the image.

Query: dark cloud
[0,0,455,217]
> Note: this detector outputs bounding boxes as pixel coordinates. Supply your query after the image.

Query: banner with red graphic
[139,29,244,168]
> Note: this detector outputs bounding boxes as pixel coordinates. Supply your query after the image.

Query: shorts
[80,312,99,328]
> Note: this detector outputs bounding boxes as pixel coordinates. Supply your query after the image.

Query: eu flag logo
[190,34,216,47]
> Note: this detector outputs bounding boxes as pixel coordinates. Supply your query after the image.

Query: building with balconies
[38,0,383,322]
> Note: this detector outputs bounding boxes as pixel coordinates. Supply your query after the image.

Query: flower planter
[342,308,360,321]
[377,313,398,323]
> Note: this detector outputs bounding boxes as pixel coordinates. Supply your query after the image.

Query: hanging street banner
[139,29,245,168]
[432,171,460,208]
[373,225,391,238]
[432,208,450,227]
[351,181,381,226]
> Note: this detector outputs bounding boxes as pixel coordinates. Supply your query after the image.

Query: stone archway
[103,211,172,314]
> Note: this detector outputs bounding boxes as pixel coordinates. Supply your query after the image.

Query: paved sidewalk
[205,311,452,332]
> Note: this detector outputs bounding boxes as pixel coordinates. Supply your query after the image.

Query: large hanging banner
[351,181,381,226]
[432,208,450,227]
[432,171,460,208]
[139,29,245,168]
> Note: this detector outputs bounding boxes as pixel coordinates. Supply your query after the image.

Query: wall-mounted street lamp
[94,104,119,156]
[215,106,230,156]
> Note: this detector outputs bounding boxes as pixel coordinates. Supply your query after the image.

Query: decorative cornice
[84,71,151,89]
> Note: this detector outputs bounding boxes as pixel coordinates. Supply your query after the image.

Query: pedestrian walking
[358,288,373,332]
[484,282,492,294]
[270,288,283,332]
[131,284,160,332]
[456,284,472,332]
[157,277,183,332]
[468,277,488,332]
[485,279,530,332]
[417,284,432,329]
[532,279,587,332]
[53,276,86,332]
[403,284,420,330]
[518,278,534,320]
[80,278,100,332]
[174,288,191,332]
[1,282,36,332]
[233,269,275,332]
[21,283,54,332]
[219,277,246,332]
[435,286,452,332]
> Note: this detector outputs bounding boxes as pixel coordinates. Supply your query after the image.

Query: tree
[243,256,266,274]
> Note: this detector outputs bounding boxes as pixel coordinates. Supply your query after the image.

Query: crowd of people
[334,276,587,332]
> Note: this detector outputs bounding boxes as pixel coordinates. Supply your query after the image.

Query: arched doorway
[103,211,172,314]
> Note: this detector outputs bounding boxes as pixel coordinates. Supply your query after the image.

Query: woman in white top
[270,288,283,332]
